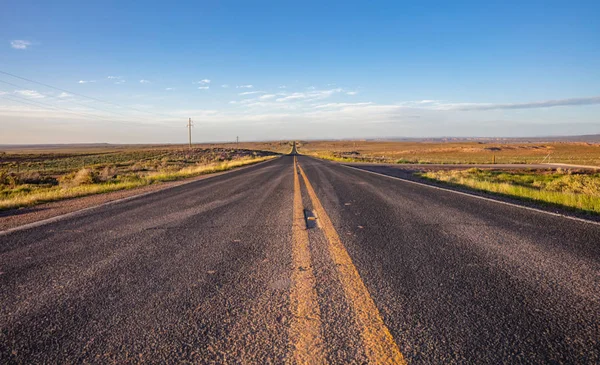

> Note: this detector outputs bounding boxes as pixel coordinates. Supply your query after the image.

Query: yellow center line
[289,156,327,364]
[297,161,407,365]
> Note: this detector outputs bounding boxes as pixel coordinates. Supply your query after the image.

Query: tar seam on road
[289,157,327,364]
[0,157,281,237]
[338,163,600,227]
[297,162,407,365]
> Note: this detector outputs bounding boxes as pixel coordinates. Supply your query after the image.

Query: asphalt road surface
[1,154,599,364]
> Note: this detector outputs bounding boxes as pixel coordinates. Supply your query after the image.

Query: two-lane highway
[1,154,599,363]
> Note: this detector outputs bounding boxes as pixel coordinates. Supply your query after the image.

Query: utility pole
[187,118,193,149]
[236,136,239,146]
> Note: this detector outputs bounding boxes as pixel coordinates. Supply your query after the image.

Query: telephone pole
[187,118,193,149]
[236,136,239,146]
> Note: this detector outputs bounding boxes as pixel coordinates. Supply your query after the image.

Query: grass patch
[0,156,277,210]
[419,168,600,213]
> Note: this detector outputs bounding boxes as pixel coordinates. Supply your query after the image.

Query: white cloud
[139,79,151,84]
[259,94,276,100]
[107,76,125,84]
[239,91,262,96]
[313,102,373,109]
[275,93,305,102]
[194,79,211,85]
[165,87,174,91]
[237,85,254,89]
[221,84,230,88]
[15,90,45,98]
[278,85,286,89]
[276,88,344,102]
[397,96,600,111]
[10,40,32,50]
[346,91,358,96]
[455,96,600,111]
[4,91,600,142]
[58,92,71,98]
[78,80,96,84]
[198,86,210,90]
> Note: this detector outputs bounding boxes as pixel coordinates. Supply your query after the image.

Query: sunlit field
[420,168,600,214]
[0,143,289,210]
[299,140,600,166]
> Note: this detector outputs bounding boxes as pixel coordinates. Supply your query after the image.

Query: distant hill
[365,134,600,143]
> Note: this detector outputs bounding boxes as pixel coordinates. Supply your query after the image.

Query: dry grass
[420,168,600,213]
[299,140,600,166]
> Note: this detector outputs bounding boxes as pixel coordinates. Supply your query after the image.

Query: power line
[0,69,178,119]
[0,93,146,125]
[0,78,147,122]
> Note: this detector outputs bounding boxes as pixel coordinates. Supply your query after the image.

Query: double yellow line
[290,157,406,364]
[290,157,326,364]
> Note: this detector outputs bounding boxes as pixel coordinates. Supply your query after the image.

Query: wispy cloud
[78,80,96,84]
[194,79,211,85]
[239,91,263,96]
[313,102,373,109]
[139,79,151,84]
[278,85,286,89]
[237,85,254,89]
[275,88,344,102]
[165,87,174,91]
[346,91,358,95]
[259,94,276,100]
[10,40,32,50]
[107,76,125,84]
[398,96,600,111]
[58,92,71,98]
[198,86,210,90]
[453,96,600,111]
[14,89,45,98]
[221,84,230,88]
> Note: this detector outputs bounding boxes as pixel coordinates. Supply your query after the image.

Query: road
[1,154,599,364]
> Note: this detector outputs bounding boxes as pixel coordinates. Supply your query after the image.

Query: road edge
[299,156,600,227]
[0,156,281,236]
[338,162,600,226]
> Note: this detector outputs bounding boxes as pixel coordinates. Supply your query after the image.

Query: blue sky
[1,0,599,143]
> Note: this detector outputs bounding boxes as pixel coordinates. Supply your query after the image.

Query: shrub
[98,165,117,182]
[72,168,96,185]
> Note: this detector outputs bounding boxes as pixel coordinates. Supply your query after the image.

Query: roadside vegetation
[299,140,600,166]
[0,145,283,210]
[419,168,600,214]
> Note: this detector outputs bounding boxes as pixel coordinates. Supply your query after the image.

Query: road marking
[297,163,406,365]
[289,157,326,364]
[338,163,600,227]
